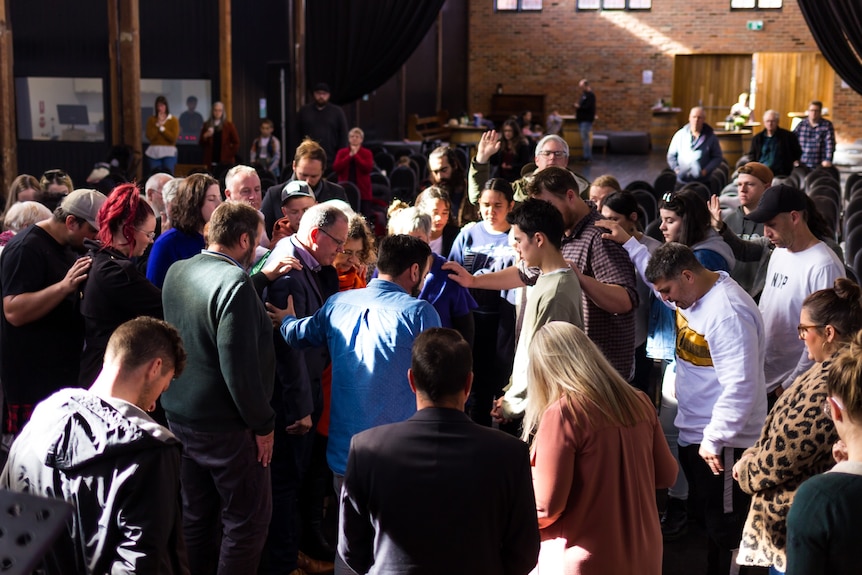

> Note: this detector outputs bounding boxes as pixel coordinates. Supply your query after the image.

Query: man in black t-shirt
[0,189,105,434]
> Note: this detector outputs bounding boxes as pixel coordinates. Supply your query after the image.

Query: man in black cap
[745,184,844,406]
[296,82,348,164]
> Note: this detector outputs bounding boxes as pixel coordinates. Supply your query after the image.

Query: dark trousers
[679,444,751,575]
[468,308,514,426]
[169,422,272,575]
[264,425,315,574]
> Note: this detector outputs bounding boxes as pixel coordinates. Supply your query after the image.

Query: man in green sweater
[161,201,276,575]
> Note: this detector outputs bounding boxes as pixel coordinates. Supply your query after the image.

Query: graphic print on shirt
[770,272,789,289]
[675,309,713,367]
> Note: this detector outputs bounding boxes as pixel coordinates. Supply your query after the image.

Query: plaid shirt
[794,118,834,168]
[521,207,638,379]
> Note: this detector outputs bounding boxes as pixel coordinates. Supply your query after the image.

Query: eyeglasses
[822,396,845,420]
[341,249,361,260]
[42,169,67,182]
[797,323,825,338]
[136,228,156,240]
[537,150,568,158]
[318,227,345,248]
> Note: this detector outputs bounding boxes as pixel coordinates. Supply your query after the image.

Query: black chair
[410,154,428,181]
[846,263,859,284]
[854,251,862,282]
[845,172,862,201]
[845,227,862,266]
[371,182,392,207]
[846,196,862,220]
[632,189,657,224]
[625,180,655,195]
[374,152,395,175]
[849,179,862,203]
[370,171,390,188]
[389,166,417,203]
[680,181,711,204]
[809,185,842,209]
[789,165,810,189]
[365,143,388,157]
[453,147,469,172]
[804,168,838,192]
[844,211,862,240]
[391,147,414,160]
[645,218,664,243]
[339,181,362,212]
[653,170,677,200]
[811,195,840,241]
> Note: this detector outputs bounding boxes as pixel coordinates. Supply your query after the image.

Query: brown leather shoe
[297,550,334,574]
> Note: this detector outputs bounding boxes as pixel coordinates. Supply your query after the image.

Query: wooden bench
[407,110,451,151]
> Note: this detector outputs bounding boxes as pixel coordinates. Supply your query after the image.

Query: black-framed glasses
[318,227,345,248]
[537,150,567,158]
[42,169,67,181]
[797,323,825,338]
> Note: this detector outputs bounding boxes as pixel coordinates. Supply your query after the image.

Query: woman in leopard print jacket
[732,278,862,573]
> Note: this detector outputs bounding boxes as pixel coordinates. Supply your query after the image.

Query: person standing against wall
[574,79,596,163]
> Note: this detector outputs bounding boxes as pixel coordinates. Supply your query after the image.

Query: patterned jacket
[735,358,838,570]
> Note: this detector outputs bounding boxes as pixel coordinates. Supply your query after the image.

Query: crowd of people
[0,95,859,575]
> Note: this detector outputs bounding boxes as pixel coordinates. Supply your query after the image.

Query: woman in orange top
[524,322,677,575]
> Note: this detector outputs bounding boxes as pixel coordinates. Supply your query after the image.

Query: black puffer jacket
[0,389,189,575]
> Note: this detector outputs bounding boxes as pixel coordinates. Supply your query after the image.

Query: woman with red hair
[79,183,163,386]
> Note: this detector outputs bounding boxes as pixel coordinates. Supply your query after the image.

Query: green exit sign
[747,20,764,31]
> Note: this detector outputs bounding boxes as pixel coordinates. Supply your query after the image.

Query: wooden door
[753,52,834,130]
[672,54,753,130]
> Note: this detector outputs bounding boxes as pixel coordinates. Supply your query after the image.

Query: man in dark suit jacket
[748,109,802,176]
[261,139,347,236]
[264,203,346,574]
[339,328,540,575]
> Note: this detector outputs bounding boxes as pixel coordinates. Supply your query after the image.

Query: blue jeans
[579,121,593,159]
[147,154,177,175]
[169,422,272,575]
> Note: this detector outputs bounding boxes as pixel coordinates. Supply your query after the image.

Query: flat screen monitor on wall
[57,104,89,127]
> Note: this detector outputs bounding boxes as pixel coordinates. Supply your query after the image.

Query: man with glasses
[748,110,802,176]
[267,234,440,575]
[468,132,577,203]
[261,139,347,237]
[794,100,835,169]
[667,106,723,184]
[0,189,106,434]
[263,203,346,575]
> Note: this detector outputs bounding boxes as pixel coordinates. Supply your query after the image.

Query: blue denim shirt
[279,278,441,475]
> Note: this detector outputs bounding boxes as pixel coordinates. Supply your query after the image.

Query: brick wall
[468,1,862,144]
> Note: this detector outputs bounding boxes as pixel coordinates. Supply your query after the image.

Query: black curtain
[305,0,446,105]
[797,0,862,96]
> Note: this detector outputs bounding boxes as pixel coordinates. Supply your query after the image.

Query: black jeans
[169,422,272,575]
[678,444,751,575]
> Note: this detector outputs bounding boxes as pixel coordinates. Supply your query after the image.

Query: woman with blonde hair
[525,321,677,575]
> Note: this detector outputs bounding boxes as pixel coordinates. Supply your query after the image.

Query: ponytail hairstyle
[97,183,154,254]
[828,329,862,423]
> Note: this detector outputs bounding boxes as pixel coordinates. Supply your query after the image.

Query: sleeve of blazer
[267,272,315,423]
[503,440,541,575]
[338,438,375,575]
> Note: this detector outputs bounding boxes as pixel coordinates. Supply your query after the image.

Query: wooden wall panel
[753,53,834,127]
[672,55,753,130]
